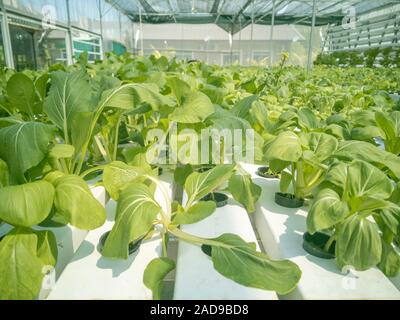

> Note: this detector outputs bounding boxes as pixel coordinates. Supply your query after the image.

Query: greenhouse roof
[108,0,400,34]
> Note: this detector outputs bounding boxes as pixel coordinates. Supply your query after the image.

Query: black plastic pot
[151,166,163,176]
[303,232,336,260]
[201,192,229,208]
[99,231,142,255]
[256,166,280,179]
[275,192,304,208]
[197,166,215,173]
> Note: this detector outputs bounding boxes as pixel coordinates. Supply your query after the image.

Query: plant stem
[324,234,336,252]
[112,113,123,161]
[162,230,168,258]
[80,165,106,179]
[168,227,231,248]
[144,174,172,221]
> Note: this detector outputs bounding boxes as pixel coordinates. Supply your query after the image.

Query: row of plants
[315,47,400,68]
[248,54,400,278]
[0,51,400,300]
[0,53,299,300]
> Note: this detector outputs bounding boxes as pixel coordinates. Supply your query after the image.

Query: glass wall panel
[120,13,133,51]
[8,15,68,70]
[4,0,68,24]
[0,15,6,67]
[72,29,102,62]
[101,1,121,53]
[68,0,101,34]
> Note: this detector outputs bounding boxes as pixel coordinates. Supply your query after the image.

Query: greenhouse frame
[1,0,400,303]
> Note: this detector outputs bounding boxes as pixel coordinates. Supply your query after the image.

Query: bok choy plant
[0,67,173,299]
[307,160,400,276]
[99,163,301,299]
[265,131,338,203]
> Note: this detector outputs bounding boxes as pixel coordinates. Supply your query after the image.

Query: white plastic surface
[47,174,173,300]
[241,163,400,300]
[174,196,278,300]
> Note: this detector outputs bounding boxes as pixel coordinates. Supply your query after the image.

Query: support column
[0,0,14,69]
[250,0,254,65]
[269,0,276,66]
[307,0,318,71]
[99,0,105,59]
[139,7,144,56]
[66,0,74,65]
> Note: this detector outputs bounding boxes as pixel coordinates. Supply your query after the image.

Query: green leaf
[280,171,292,194]
[231,95,258,119]
[325,161,348,191]
[0,159,8,188]
[228,174,261,213]
[166,77,191,105]
[351,126,382,141]
[50,174,106,230]
[298,107,320,130]
[35,230,58,267]
[169,92,214,124]
[0,122,55,184]
[346,160,393,199]
[208,234,301,295]
[102,83,174,111]
[34,73,50,101]
[334,140,400,180]
[71,112,94,152]
[6,73,36,117]
[44,70,94,138]
[102,183,161,260]
[143,257,176,300]
[307,189,349,234]
[378,241,400,277]
[0,228,47,300]
[103,161,151,200]
[206,107,252,131]
[375,112,396,141]
[0,181,54,227]
[185,164,236,204]
[173,201,216,225]
[303,132,338,162]
[379,208,400,235]
[49,144,75,159]
[336,215,382,271]
[266,132,302,162]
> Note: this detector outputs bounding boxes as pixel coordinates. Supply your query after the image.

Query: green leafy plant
[307,160,400,276]
[265,130,338,202]
[99,163,301,299]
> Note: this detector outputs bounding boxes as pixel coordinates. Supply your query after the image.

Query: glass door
[9,24,36,71]
[8,16,69,71]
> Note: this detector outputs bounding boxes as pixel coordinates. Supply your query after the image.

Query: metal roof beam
[166,0,177,23]
[214,0,225,24]
[254,0,286,24]
[137,0,157,14]
[211,0,221,13]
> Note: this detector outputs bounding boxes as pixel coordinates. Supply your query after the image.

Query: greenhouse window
[72,29,102,63]
[222,52,241,65]
[252,50,271,63]
[7,14,68,71]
